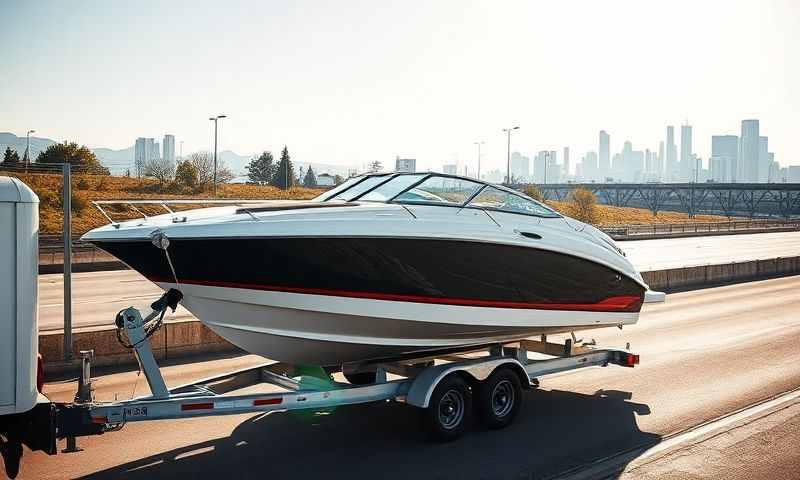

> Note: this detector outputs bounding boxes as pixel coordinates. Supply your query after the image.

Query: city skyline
[3,1,799,174]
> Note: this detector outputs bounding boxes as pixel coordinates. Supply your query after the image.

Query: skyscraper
[665,126,677,181]
[758,136,769,183]
[134,137,156,177]
[163,134,176,163]
[711,135,738,183]
[510,151,530,181]
[563,147,570,178]
[739,119,759,182]
[680,124,692,181]
[598,130,610,175]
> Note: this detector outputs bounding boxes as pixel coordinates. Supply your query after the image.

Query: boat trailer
[4,288,639,478]
[46,289,639,449]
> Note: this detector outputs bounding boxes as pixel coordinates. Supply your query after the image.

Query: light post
[209,115,227,196]
[473,141,484,180]
[26,130,35,166]
[502,126,519,185]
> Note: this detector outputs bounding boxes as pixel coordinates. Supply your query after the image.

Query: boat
[81,172,662,368]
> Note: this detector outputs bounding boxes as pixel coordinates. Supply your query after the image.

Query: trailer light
[36,353,45,393]
[625,353,639,367]
[91,416,108,424]
[181,402,214,411]
[253,397,282,406]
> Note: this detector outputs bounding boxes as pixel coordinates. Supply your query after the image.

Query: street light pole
[26,130,35,166]
[209,115,227,197]
[473,141,484,180]
[502,127,519,185]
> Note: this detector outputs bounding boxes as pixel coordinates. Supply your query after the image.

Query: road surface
[15,276,800,479]
[37,231,800,331]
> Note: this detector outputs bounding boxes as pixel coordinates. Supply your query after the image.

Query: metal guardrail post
[63,164,72,362]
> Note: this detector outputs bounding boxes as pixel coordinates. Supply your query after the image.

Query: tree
[270,146,297,189]
[144,157,175,184]
[2,147,20,164]
[334,174,344,185]
[36,141,109,174]
[521,185,545,202]
[567,187,598,224]
[303,166,318,187]
[187,151,234,188]
[367,160,383,173]
[246,151,276,185]
[175,160,199,188]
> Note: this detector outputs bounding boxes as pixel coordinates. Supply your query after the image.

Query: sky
[2,0,799,173]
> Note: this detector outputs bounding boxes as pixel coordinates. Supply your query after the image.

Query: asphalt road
[37,231,800,331]
[16,276,800,480]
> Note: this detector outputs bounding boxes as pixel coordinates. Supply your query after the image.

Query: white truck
[0,176,640,478]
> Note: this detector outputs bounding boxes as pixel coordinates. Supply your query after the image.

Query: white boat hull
[164,282,639,366]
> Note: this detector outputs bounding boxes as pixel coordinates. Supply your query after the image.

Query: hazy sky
[2,0,799,172]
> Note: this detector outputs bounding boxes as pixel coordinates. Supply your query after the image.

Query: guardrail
[601,220,800,239]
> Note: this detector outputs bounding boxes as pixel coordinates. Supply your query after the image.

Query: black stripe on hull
[92,237,645,312]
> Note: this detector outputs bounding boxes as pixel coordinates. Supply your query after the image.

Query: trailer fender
[406,358,529,409]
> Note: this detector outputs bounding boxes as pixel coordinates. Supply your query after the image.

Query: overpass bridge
[529,183,800,218]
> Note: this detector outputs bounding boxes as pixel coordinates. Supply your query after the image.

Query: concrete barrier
[40,255,800,372]
[40,320,240,374]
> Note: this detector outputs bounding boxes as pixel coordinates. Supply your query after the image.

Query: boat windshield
[468,186,561,218]
[394,176,483,205]
[330,175,391,201]
[313,176,363,201]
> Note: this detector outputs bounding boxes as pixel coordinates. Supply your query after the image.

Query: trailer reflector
[253,397,283,406]
[181,402,214,411]
[625,353,640,367]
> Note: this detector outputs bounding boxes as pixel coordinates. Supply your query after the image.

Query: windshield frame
[317,172,561,218]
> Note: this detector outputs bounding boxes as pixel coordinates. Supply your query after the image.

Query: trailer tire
[424,374,472,442]
[476,367,522,430]
[343,371,377,385]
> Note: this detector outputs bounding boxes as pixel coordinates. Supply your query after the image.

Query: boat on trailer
[82,172,662,368]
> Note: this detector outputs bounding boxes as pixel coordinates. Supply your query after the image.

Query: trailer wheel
[343,371,376,385]
[476,368,522,429]
[424,375,472,441]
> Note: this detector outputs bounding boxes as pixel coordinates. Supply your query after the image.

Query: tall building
[163,134,175,163]
[533,151,554,184]
[739,119,759,183]
[395,157,416,172]
[665,126,677,181]
[510,152,530,181]
[598,130,610,174]
[563,147,570,178]
[657,141,665,179]
[582,151,598,182]
[680,124,692,181]
[134,137,156,176]
[758,136,769,182]
[711,135,738,183]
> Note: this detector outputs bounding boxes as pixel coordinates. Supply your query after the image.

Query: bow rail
[91,199,272,225]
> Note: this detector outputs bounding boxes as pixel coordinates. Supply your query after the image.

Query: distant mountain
[1,132,355,179]
[0,132,56,161]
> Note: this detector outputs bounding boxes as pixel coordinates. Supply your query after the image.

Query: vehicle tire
[476,367,522,430]
[343,371,377,385]
[424,375,472,442]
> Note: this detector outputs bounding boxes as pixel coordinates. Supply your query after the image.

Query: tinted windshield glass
[468,187,561,217]
[314,176,362,201]
[331,175,391,201]
[359,174,427,201]
[394,176,482,205]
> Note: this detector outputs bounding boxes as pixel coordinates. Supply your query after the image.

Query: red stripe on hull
[151,277,644,313]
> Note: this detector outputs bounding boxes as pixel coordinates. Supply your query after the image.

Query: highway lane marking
[552,386,800,480]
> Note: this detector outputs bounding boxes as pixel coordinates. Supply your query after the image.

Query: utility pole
[25,130,35,168]
[473,141,484,180]
[209,115,227,196]
[62,163,72,361]
[502,126,519,184]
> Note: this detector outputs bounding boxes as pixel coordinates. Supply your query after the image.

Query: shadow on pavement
[80,388,660,480]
